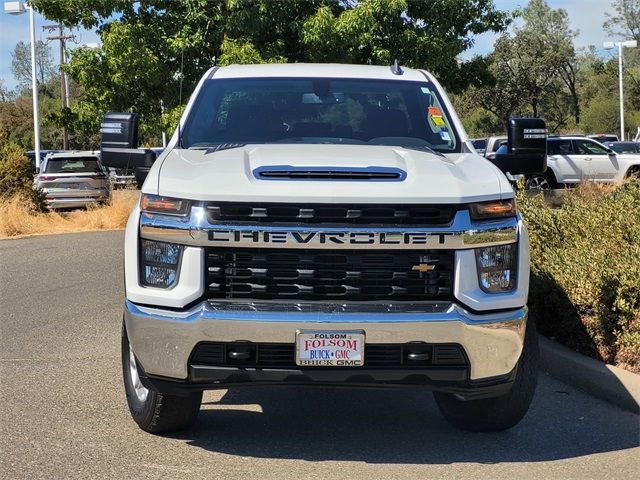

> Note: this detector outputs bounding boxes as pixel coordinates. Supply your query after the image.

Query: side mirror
[491,117,547,175]
[99,112,156,170]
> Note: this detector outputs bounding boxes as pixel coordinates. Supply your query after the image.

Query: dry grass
[0,190,139,239]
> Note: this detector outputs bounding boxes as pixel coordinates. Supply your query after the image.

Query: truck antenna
[177,46,185,148]
[390,59,403,75]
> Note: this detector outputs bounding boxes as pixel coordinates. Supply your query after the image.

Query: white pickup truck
[101,63,547,434]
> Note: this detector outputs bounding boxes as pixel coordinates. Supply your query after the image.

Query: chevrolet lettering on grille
[207,229,452,249]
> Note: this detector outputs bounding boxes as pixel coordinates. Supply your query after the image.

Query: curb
[539,336,640,414]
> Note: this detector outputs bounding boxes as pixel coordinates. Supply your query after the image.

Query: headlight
[469,199,516,220]
[140,240,183,288]
[141,194,190,216]
[475,244,517,293]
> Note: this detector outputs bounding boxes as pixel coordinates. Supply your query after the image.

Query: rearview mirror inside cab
[490,117,547,175]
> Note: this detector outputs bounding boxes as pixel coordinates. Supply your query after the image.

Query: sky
[0,7,99,91]
[0,0,624,91]
[462,0,618,59]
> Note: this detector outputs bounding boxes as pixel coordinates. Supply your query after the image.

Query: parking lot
[1,231,639,480]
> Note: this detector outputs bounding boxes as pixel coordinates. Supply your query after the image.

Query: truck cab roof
[210,63,432,82]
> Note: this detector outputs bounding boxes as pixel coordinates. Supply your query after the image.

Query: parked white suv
[526,136,640,190]
[101,63,548,434]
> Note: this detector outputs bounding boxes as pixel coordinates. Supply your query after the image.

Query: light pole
[604,39,638,142]
[4,1,41,168]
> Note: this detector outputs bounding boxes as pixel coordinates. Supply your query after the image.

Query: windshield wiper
[188,142,247,153]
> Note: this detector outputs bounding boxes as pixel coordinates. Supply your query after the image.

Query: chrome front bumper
[124,300,527,382]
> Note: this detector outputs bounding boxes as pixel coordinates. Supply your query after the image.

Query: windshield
[182,77,460,153]
[45,157,102,173]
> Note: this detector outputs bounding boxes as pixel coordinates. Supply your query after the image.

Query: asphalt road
[1,231,639,480]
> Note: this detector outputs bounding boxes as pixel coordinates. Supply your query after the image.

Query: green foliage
[0,40,69,150]
[30,0,511,145]
[458,0,578,132]
[218,37,286,66]
[160,105,185,139]
[0,132,45,209]
[451,94,502,137]
[0,94,65,150]
[453,0,640,137]
[576,48,640,136]
[518,182,640,372]
[580,95,620,134]
[301,0,510,92]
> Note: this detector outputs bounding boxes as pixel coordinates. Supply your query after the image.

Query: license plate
[295,330,365,367]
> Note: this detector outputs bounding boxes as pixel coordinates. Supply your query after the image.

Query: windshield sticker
[439,131,452,142]
[428,106,442,117]
[431,116,446,127]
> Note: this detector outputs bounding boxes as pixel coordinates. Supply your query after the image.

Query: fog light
[475,244,517,293]
[140,240,182,287]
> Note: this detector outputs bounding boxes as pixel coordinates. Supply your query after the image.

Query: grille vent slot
[253,166,406,181]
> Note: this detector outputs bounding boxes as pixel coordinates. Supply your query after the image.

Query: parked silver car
[34,151,112,209]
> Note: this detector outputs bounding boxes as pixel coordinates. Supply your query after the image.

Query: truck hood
[147,144,511,203]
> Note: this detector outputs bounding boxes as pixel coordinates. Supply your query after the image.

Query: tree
[10,40,57,88]
[604,0,640,117]
[581,94,623,134]
[458,0,579,132]
[522,0,580,123]
[301,0,510,92]
[32,0,512,145]
[0,80,12,103]
[604,0,640,41]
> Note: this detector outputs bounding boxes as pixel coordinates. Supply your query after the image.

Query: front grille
[190,342,468,368]
[205,249,454,301]
[206,202,459,225]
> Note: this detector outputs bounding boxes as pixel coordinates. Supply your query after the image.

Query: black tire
[625,167,640,180]
[525,171,556,190]
[121,321,202,434]
[434,317,539,432]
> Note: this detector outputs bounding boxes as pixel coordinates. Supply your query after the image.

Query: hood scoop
[253,165,406,181]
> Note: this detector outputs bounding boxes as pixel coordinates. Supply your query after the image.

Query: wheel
[625,167,640,180]
[525,172,556,190]
[434,317,539,432]
[121,321,202,434]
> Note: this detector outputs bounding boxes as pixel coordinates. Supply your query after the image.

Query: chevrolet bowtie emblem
[412,264,436,273]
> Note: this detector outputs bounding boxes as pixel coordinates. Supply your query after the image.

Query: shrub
[518,181,640,372]
[0,135,45,209]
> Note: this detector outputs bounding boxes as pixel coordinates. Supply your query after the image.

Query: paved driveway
[1,231,638,479]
